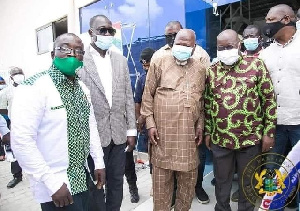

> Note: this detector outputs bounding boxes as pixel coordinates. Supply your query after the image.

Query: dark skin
[50,34,105,207]
[0,80,6,115]
[206,29,274,152]
[89,18,136,152]
[148,29,203,146]
[135,62,149,132]
[243,27,262,55]
[88,17,114,58]
[265,5,296,45]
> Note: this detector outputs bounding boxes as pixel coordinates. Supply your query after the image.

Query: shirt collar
[163,44,171,50]
[49,65,79,86]
[89,45,111,57]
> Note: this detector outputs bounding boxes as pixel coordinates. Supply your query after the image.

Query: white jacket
[11,72,104,203]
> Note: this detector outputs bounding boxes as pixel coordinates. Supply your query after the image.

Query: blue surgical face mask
[243,37,259,51]
[172,45,193,62]
[95,35,114,50]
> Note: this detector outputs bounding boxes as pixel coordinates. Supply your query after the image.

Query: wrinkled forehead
[56,35,83,49]
[174,31,195,46]
[243,28,259,37]
[217,34,239,46]
[165,24,181,35]
[92,17,112,29]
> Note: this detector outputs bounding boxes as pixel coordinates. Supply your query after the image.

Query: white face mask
[12,74,25,85]
[217,49,240,66]
[296,20,300,30]
[0,84,7,90]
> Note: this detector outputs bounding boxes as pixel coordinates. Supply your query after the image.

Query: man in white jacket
[11,33,105,211]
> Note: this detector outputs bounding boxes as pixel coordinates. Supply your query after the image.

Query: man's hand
[136,115,146,132]
[205,135,211,150]
[127,136,136,152]
[2,133,10,145]
[95,168,106,189]
[262,135,274,152]
[51,183,73,207]
[148,127,159,145]
[195,128,203,146]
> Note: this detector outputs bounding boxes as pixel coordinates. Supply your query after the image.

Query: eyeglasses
[55,47,85,56]
[94,27,116,35]
[217,43,239,51]
[165,33,177,39]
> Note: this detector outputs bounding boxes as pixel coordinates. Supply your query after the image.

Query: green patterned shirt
[48,66,91,195]
[204,56,277,149]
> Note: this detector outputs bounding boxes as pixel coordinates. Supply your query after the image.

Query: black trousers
[195,143,207,190]
[125,150,137,185]
[11,160,22,178]
[41,191,89,211]
[211,144,261,211]
[0,144,5,157]
[103,141,126,211]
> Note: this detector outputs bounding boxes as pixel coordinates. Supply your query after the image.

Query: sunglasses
[94,27,116,35]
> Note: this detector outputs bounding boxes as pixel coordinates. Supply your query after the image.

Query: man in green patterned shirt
[11,33,105,211]
[204,29,277,211]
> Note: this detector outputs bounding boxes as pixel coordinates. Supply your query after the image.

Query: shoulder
[22,70,49,86]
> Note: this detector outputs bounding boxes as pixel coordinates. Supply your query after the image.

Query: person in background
[142,29,207,210]
[259,4,300,209]
[135,47,155,153]
[0,67,25,188]
[205,29,277,211]
[243,25,263,56]
[0,76,7,161]
[134,47,155,196]
[11,33,105,211]
[79,15,137,210]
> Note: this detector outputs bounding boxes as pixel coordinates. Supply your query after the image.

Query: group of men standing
[4,3,300,211]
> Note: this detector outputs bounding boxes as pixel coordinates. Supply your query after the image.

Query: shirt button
[279,69,281,71]
[278,81,280,83]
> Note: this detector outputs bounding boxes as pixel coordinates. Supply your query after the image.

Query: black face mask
[165,33,177,48]
[263,19,296,38]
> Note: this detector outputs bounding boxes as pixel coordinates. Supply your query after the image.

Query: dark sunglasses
[94,27,116,35]
[165,33,177,39]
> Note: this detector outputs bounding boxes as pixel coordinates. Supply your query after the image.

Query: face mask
[95,35,114,50]
[0,85,7,90]
[166,36,175,48]
[263,20,296,38]
[172,45,193,62]
[296,20,300,30]
[217,49,240,66]
[243,38,259,51]
[53,57,83,76]
[12,74,25,85]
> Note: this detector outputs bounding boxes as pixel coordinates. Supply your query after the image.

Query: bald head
[52,33,84,60]
[174,29,196,47]
[269,4,295,18]
[54,33,82,49]
[217,29,239,44]
[165,21,183,35]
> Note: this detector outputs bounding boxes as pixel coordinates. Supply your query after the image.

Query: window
[36,17,68,55]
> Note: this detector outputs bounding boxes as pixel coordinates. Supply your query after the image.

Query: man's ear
[51,51,54,59]
[191,44,196,56]
[88,29,93,37]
